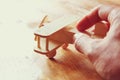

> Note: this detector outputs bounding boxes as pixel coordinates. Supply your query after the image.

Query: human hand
[74,5,120,80]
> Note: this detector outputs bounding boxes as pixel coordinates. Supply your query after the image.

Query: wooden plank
[34,15,80,37]
[34,45,103,80]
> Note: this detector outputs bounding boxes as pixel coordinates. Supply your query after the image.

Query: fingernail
[73,33,83,41]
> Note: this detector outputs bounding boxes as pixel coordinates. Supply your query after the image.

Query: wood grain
[34,45,103,80]
[32,0,119,80]
[33,0,120,80]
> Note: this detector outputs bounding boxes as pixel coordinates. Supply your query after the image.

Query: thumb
[74,33,98,55]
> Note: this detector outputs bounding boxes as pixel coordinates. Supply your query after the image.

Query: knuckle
[108,7,120,23]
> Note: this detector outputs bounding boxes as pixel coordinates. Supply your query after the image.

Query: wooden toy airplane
[34,15,80,58]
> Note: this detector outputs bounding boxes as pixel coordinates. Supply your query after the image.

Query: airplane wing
[34,15,80,37]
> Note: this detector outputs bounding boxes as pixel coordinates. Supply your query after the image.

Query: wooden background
[0,0,120,80]
[34,1,120,80]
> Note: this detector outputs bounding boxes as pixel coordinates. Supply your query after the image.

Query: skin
[74,5,120,80]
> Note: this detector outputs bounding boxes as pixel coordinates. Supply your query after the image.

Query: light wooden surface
[35,15,80,36]
[34,45,103,80]
[0,0,120,80]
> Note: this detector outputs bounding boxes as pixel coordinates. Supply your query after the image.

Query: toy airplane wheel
[46,50,56,58]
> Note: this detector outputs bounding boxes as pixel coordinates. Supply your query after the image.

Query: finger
[74,33,94,54]
[93,21,110,37]
[102,21,110,30]
[77,5,115,32]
